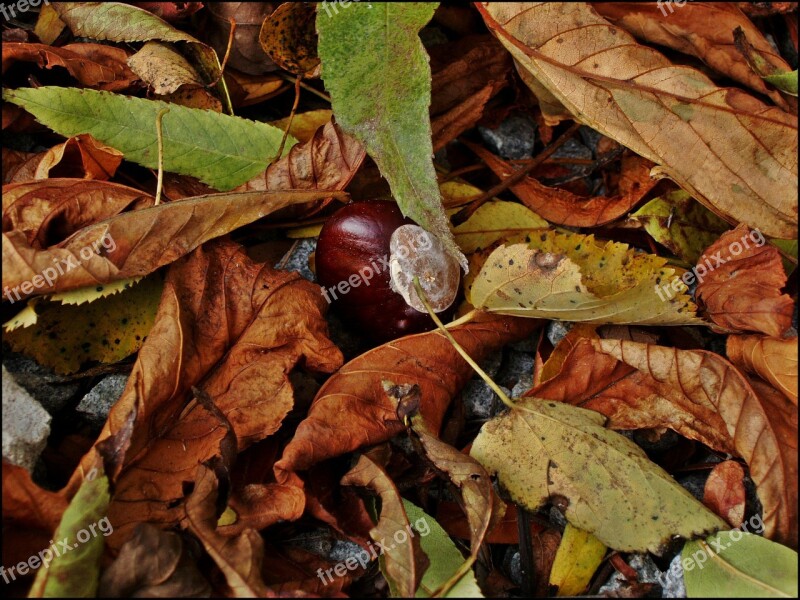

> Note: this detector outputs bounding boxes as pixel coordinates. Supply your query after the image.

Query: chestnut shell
[316,201,454,342]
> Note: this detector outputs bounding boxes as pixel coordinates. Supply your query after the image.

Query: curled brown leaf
[727,334,798,404]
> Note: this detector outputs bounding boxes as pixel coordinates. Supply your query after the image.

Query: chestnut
[316,200,461,343]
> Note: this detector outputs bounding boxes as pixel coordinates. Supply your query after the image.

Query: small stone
[76,374,128,430]
[503,548,523,587]
[598,554,665,596]
[661,554,687,598]
[546,321,573,347]
[478,113,537,160]
[549,506,568,529]
[479,350,503,379]
[676,472,708,503]
[462,379,510,419]
[552,137,593,161]
[287,530,334,557]
[3,351,80,415]
[2,366,51,472]
[276,238,317,282]
[328,539,367,564]
[496,350,535,391]
[578,125,604,157]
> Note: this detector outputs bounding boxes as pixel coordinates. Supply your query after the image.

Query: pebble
[2,366,51,472]
[76,374,128,430]
[478,113,537,160]
[661,554,687,598]
[496,350,534,391]
[462,379,511,420]
[3,352,80,415]
[546,321,573,348]
[276,238,317,283]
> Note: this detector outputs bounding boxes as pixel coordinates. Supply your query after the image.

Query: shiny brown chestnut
[316,200,461,343]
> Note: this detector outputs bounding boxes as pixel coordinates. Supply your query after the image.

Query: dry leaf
[703,461,747,528]
[467,142,658,227]
[127,41,204,95]
[274,312,541,484]
[727,334,798,404]
[2,42,139,92]
[530,338,798,547]
[476,2,798,238]
[695,224,794,337]
[341,453,429,597]
[2,188,345,301]
[204,2,277,75]
[259,2,319,76]
[593,2,796,110]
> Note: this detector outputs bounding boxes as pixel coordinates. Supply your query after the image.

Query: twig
[278,72,331,103]
[275,74,303,160]
[154,107,170,206]
[452,122,581,225]
[517,505,536,597]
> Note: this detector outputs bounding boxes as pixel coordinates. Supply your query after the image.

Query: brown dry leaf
[261,544,360,597]
[2,188,346,301]
[205,2,278,75]
[182,464,274,598]
[468,142,658,227]
[2,149,40,184]
[127,41,204,95]
[529,338,798,547]
[341,453,429,598]
[727,335,798,405]
[695,224,794,337]
[703,461,747,528]
[476,2,798,239]
[737,2,798,17]
[259,2,320,76]
[593,2,796,111]
[1,42,138,92]
[429,34,511,151]
[218,484,305,537]
[67,240,341,548]
[225,69,288,108]
[2,461,68,534]
[98,523,212,597]
[274,312,541,484]
[3,179,152,248]
[4,135,123,185]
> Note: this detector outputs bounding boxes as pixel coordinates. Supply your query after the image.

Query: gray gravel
[478,113,537,160]
[2,366,51,472]
[76,374,128,430]
[3,351,81,415]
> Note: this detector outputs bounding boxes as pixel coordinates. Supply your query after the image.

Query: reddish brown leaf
[593,2,796,111]
[62,240,341,548]
[341,454,429,598]
[219,484,305,537]
[274,312,541,484]
[2,188,345,301]
[703,460,747,528]
[529,338,798,547]
[2,461,68,534]
[1,42,139,92]
[695,224,794,337]
[727,334,798,404]
[468,142,658,227]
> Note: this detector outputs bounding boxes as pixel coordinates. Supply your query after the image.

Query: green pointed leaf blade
[764,70,798,96]
[316,2,467,270]
[400,500,483,598]
[683,531,797,598]
[3,87,294,191]
[28,472,111,597]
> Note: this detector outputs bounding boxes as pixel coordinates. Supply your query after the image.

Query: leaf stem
[412,278,515,410]
[154,107,170,206]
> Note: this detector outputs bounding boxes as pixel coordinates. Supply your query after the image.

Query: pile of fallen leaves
[1,2,797,598]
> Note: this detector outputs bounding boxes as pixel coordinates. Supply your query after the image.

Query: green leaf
[629,190,729,265]
[683,531,797,597]
[317,2,467,271]
[3,87,294,191]
[764,70,798,96]
[400,500,483,598]
[51,1,232,111]
[470,398,726,553]
[28,469,111,597]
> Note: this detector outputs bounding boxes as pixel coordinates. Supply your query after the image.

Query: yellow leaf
[50,277,144,306]
[549,524,607,596]
[270,109,333,143]
[467,230,701,325]
[452,201,548,254]
[5,276,162,374]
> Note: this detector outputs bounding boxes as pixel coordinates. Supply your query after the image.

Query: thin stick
[278,72,331,102]
[451,122,581,225]
[208,17,236,88]
[154,108,170,206]
[275,74,303,160]
[517,505,536,597]
[413,278,515,410]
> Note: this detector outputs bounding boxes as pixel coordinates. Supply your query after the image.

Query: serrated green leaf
[683,531,797,597]
[399,500,483,598]
[764,69,798,96]
[630,190,729,264]
[317,2,467,271]
[28,469,111,597]
[3,87,294,191]
[470,398,726,554]
[5,276,161,374]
